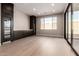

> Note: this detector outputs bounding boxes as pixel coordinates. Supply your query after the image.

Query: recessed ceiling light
[51,3,55,6]
[33,8,36,11]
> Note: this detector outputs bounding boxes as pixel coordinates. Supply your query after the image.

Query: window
[40,16,57,30]
[41,18,45,29]
[44,17,53,29]
[73,11,79,34]
[52,17,57,29]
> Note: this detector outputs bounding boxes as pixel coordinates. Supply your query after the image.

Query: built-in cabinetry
[30,16,36,35]
[0,3,36,44]
[13,16,36,40]
[1,3,14,44]
[13,30,34,40]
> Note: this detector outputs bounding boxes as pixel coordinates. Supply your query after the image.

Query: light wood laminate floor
[0,36,75,56]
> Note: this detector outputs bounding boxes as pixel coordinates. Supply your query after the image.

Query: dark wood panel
[1,3,14,44]
[13,30,34,41]
[30,16,36,35]
[1,3,13,18]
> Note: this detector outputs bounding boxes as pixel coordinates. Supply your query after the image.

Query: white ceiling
[14,3,68,16]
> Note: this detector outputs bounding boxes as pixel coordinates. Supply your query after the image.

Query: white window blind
[40,16,57,30]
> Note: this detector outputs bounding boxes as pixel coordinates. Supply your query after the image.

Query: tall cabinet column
[1,3,14,44]
[30,16,36,35]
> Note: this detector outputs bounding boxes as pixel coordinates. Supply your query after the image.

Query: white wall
[14,6,30,31]
[0,3,1,19]
[36,13,64,38]
[0,4,1,42]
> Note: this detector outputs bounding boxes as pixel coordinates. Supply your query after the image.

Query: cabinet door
[3,17,11,41]
[30,16,36,34]
[2,3,13,17]
[1,3,14,43]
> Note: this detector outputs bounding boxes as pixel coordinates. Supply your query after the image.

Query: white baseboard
[3,41,11,45]
[36,34,64,38]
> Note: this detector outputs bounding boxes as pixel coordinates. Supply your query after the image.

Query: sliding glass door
[72,3,79,55]
[65,3,79,55]
[65,11,68,40]
[65,4,72,44]
[68,5,72,44]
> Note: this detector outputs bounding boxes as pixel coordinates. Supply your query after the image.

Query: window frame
[40,16,57,30]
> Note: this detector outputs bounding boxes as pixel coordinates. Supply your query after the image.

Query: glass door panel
[66,12,68,39]
[68,5,72,44]
[3,17,11,40]
[65,4,72,44]
[73,3,79,55]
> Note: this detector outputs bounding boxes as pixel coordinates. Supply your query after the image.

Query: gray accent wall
[36,13,64,38]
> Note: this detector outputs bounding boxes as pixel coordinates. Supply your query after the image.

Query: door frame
[64,3,79,56]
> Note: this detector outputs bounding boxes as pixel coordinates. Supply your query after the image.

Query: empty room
[0,3,79,56]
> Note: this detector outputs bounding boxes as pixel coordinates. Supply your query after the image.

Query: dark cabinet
[30,16,36,35]
[2,3,13,17]
[13,30,34,40]
[1,3,14,44]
